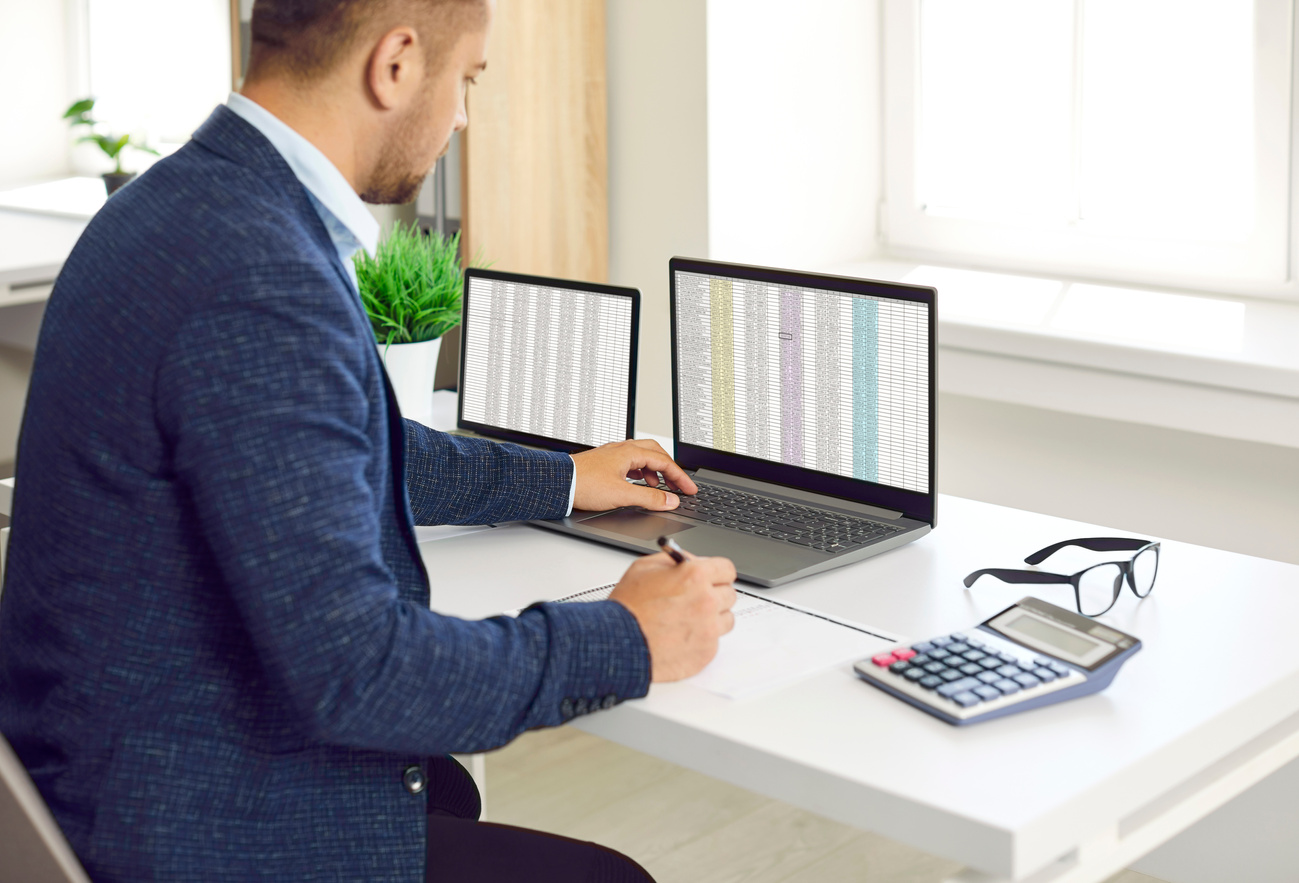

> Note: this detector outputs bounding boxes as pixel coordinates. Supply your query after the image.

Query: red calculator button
[893,648,917,661]
[871,653,898,667]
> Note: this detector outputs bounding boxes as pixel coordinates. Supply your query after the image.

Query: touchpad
[580,509,695,542]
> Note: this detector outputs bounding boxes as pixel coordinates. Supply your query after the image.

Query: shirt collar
[225,92,380,261]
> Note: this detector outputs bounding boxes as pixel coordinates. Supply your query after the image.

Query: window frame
[881,0,1299,302]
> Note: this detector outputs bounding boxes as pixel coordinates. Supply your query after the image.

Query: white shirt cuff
[566,455,577,516]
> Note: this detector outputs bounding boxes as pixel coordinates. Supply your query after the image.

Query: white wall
[606,0,710,438]
[706,0,881,270]
[0,0,73,189]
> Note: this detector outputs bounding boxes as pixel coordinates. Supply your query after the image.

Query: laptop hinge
[692,468,906,521]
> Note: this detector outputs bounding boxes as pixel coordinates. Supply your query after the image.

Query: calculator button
[1032,667,1058,683]
[973,685,1001,701]
[996,664,1021,678]
[929,648,952,660]
[911,641,935,654]
[1034,656,1055,668]
[889,661,912,674]
[976,671,1002,685]
[904,667,927,682]
[966,638,985,649]
[949,632,968,642]
[946,643,971,655]
[919,675,943,689]
[997,652,1017,664]
[994,679,1021,695]
[923,662,947,675]
[940,669,965,682]
[979,657,1002,670]
[893,648,917,661]
[951,691,981,708]
[909,654,932,667]
[1048,662,1070,677]
[959,663,984,676]
[937,677,982,698]
[961,650,987,662]
[871,653,897,667]
[930,636,953,647]
[1013,673,1043,689]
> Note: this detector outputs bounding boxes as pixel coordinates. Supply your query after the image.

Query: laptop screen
[459,268,639,452]
[671,259,934,515]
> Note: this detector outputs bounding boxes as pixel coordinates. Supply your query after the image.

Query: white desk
[414,395,1299,883]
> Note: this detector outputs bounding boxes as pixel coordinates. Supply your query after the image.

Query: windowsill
[828,259,1299,450]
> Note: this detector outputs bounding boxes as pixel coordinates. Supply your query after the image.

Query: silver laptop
[531,257,936,587]
[455,267,639,453]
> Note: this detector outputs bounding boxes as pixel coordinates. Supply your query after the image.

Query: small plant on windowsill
[63,97,159,196]
[354,222,481,419]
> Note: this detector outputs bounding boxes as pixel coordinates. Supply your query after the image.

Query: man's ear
[367,26,421,110]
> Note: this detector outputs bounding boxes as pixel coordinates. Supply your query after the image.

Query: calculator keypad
[862,630,1081,719]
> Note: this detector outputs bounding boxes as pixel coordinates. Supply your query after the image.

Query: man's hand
[609,550,737,682]
[571,439,699,512]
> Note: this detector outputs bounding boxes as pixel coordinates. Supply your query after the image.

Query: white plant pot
[377,337,442,420]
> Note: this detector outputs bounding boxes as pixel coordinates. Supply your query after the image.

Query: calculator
[853,597,1141,726]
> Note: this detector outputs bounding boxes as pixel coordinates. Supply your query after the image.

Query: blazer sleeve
[154,263,650,755]
[401,419,573,525]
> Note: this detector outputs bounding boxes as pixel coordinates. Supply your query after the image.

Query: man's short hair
[247,0,485,81]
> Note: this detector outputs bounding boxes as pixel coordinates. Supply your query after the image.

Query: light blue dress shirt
[223,93,577,513]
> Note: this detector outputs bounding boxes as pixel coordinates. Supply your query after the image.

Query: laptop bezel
[668,256,937,526]
[458,267,640,454]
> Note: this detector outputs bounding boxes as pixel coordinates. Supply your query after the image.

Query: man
[0,0,736,880]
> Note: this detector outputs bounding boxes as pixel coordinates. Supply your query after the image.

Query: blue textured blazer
[0,106,650,882]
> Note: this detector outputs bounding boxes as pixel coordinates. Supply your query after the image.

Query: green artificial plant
[354,223,475,347]
[63,97,159,174]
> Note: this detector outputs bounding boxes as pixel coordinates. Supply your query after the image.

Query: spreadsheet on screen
[460,276,634,448]
[674,270,930,494]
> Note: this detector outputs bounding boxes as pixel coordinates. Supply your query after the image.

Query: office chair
[0,734,92,883]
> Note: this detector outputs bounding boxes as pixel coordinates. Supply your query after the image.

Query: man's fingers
[718,608,736,636]
[622,440,699,496]
[628,484,679,510]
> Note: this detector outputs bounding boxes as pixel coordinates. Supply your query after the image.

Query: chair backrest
[0,734,92,883]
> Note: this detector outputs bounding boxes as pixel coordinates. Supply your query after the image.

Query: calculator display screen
[1005,614,1099,659]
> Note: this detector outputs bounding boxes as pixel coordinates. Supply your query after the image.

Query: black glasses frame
[963,537,1161,617]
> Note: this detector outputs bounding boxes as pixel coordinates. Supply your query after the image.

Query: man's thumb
[634,485,678,511]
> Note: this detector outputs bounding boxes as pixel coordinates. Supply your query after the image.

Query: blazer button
[560,698,575,719]
[574,697,590,715]
[403,765,427,794]
[601,694,618,710]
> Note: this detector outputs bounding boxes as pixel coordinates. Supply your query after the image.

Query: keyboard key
[937,677,982,697]
[1013,673,1043,689]
[951,691,981,707]
[994,679,1021,695]
[871,653,897,668]
[973,685,1001,701]
[976,671,1002,685]
[904,667,927,682]
[893,648,917,661]
[959,663,984,676]
[919,675,943,689]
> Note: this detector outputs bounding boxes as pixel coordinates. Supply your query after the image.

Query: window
[74,0,231,151]
[882,0,1295,298]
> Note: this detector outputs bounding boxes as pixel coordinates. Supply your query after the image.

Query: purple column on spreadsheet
[779,289,803,466]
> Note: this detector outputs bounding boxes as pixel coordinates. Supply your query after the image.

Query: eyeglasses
[963,537,1160,617]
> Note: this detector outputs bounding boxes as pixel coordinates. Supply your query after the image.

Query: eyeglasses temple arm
[963,568,1074,588]
[1024,537,1153,565]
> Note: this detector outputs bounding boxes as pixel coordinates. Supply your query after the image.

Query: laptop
[455,267,639,453]
[531,257,936,587]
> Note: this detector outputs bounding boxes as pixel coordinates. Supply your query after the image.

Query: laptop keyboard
[670,482,905,553]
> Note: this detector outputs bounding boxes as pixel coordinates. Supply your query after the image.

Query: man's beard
[360,103,443,206]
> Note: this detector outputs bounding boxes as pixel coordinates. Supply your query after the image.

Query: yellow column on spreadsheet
[710,278,736,451]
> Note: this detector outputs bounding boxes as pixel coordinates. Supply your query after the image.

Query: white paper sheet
[557,584,899,700]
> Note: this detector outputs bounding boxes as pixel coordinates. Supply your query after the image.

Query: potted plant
[63,98,159,195]
[354,222,471,419]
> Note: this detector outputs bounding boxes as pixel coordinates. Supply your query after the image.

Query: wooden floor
[483,726,1166,883]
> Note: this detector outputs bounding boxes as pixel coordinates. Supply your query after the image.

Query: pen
[657,535,689,563]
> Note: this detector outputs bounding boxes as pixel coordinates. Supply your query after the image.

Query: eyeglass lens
[1131,546,1158,597]
[1078,562,1124,616]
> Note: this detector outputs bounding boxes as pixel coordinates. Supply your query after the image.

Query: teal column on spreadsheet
[852,298,879,482]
